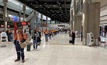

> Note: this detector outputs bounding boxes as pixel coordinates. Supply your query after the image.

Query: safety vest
[14,33,27,41]
[44,30,48,34]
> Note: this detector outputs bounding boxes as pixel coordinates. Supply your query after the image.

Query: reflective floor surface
[0,33,107,65]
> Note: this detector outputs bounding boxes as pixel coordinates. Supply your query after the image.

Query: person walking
[71,30,75,45]
[14,28,27,63]
[33,30,38,50]
[37,30,41,46]
[44,29,49,42]
[80,32,83,41]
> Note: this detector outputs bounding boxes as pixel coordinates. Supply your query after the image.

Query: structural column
[75,16,82,33]
[73,0,76,30]
[46,16,48,27]
[35,12,38,29]
[19,10,21,22]
[41,14,43,27]
[70,10,73,30]
[41,14,44,35]
[3,0,8,31]
[82,0,100,45]
[30,11,37,30]
[34,11,37,29]
[22,4,27,31]
[23,4,26,21]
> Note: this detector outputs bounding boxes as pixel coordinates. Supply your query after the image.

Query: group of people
[0,27,69,63]
[44,29,59,42]
[58,28,69,34]
[32,29,41,50]
[69,30,83,45]
[13,28,62,63]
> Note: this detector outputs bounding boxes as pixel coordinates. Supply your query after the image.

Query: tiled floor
[47,33,82,45]
[0,33,107,65]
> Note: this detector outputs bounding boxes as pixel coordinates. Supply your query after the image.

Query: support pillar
[82,0,100,46]
[3,0,8,31]
[73,0,76,30]
[46,16,48,27]
[75,16,82,33]
[23,5,26,21]
[70,10,73,30]
[30,11,37,30]
[41,14,43,35]
[19,10,21,22]
[34,11,38,29]
[22,4,27,31]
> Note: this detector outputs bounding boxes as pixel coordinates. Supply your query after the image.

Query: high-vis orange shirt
[14,33,25,41]
[44,30,48,34]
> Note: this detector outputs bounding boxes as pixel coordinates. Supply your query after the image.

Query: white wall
[100,5,107,25]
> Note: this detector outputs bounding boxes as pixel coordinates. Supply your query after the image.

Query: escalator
[23,10,35,30]
[26,10,35,22]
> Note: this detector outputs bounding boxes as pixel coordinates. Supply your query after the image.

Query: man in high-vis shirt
[44,29,49,42]
[14,28,27,63]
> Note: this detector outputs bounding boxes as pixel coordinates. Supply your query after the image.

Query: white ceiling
[0,0,33,15]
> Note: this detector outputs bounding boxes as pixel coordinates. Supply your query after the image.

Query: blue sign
[13,16,18,22]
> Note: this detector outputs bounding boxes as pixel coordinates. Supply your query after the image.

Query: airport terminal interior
[0,0,107,65]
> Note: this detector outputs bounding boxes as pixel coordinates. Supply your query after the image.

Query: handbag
[17,33,30,48]
[20,39,30,48]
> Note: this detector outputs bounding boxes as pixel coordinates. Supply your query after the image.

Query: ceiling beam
[24,1,71,5]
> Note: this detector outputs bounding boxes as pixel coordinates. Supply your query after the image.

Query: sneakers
[15,59,25,63]
[15,59,20,62]
[22,60,25,63]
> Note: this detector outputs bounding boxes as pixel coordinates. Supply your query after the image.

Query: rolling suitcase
[69,40,72,43]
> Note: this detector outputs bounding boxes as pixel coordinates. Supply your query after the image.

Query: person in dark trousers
[8,30,13,42]
[14,28,27,63]
[37,30,41,46]
[49,30,52,39]
[33,30,37,50]
[71,31,75,45]
[44,29,49,42]
[6,30,10,42]
[80,32,83,41]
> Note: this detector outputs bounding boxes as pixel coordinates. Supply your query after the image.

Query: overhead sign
[21,22,26,26]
